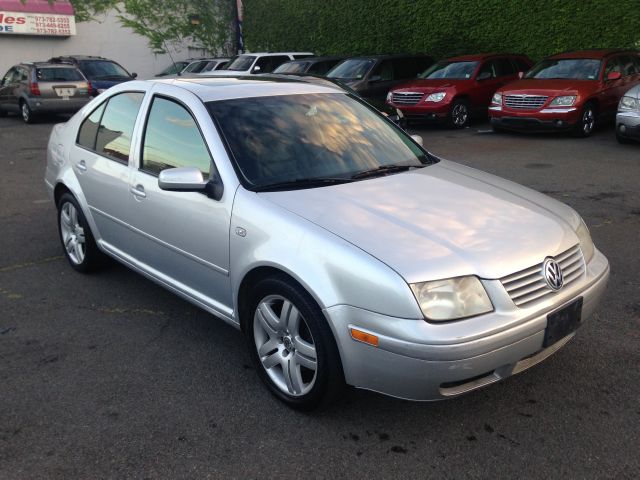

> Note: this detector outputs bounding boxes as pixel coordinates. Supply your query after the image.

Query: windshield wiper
[350,163,425,180]
[254,177,353,192]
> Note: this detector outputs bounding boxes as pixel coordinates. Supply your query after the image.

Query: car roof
[237,52,314,57]
[20,62,80,69]
[549,49,637,60]
[151,75,343,102]
[442,53,528,62]
[343,54,432,61]
[285,56,345,64]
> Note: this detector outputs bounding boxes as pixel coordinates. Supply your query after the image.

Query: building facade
[0,0,210,79]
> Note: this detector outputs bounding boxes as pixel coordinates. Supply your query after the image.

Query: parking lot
[1,113,639,478]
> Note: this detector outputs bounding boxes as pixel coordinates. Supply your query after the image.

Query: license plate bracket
[543,297,583,347]
[55,87,75,98]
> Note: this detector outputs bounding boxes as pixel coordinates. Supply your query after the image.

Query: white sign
[0,11,76,36]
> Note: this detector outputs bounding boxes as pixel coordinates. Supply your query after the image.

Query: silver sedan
[616,84,640,143]
[44,77,609,409]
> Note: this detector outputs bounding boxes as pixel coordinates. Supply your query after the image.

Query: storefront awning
[0,0,74,15]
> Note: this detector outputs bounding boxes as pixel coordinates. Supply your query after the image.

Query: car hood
[260,160,580,283]
[498,78,597,96]
[393,78,469,92]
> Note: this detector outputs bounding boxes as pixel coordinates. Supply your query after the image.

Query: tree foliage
[243,0,640,61]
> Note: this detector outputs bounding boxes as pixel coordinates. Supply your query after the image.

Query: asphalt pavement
[1,112,639,479]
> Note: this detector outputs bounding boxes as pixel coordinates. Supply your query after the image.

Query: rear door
[36,67,88,101]
[70,90,146,250]
[125,84,234,316]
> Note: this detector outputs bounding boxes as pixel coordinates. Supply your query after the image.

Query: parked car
[155,61,191,77]
[206,52,314,76]
[387,53,533,127]
[49,55,136,96]
[194,58,231,74]
[489,49,640,136]
[45,77,609,409]
[326,54,434,101]
[616,84,640,143]
[0,62,91,123]
[273,56,345,76]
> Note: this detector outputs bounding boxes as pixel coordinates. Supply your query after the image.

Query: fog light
[619,124,626,133]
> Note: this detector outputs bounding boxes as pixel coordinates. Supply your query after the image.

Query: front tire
[448,99,470,128]
[244,275,344,410]
[572,102,597,137]
[57,193,103,272]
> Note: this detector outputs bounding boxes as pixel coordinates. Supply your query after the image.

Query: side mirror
[369,74,382,83]
[607,71,622,81]
[131,72,138,79]
[476,71,492,81]
[517,71,524,79]
[252,65,261,73]
[410,134,424,147]
[158,167,208,192]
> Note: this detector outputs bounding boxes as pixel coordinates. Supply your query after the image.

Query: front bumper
[325,248,609,401]
[489,106,580,132]
[616,111,640,140]
[388,102,450,122]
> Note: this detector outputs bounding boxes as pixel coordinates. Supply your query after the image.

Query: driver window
[604,57,622,76]
[141,96,212,178]
[371,60,393,81]
[478,61,496,79]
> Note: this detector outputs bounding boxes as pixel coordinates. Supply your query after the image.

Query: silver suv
[0,62,91,123]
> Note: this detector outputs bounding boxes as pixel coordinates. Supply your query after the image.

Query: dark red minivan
[386,53,532,127]
[489,49,640,137]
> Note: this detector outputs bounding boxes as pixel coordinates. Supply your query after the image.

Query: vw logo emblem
[542,258,564,291]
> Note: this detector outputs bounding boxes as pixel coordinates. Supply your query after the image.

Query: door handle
[76,160,87,172]
[130,184,146,198]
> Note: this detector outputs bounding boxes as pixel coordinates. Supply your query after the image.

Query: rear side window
[141,96,211,178]
[94,92,145,163]
[77,102,107,150]
[37,68,83,81]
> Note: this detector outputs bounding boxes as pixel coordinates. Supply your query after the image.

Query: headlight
[386,91,393,103]
[425,92,446,102]
[410,276,493,321]
[491,93,502,105]
[619,96,639,111]
[549,95,576,107]
[576,219,595,263]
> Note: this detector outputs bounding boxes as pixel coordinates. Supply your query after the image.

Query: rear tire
[572,102,596,137]
[20,101,35,124]
[57,193,104,273]
[616,130,631,144]
[243,275,345,410]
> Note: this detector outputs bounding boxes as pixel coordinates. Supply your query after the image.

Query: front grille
[500,245,585,307]
[504,94,548,110]
[391,92,423,105]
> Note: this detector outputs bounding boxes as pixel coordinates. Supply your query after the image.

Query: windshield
[80,60,131,80]
[226,55,256,71]
[419,61,478,79]
[525,59,601,80]
[37,68,84,81]
[273,61,309,74]
[207,93,431,190]
[327,59,375,80]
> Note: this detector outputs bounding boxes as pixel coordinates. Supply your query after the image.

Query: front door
[125,89,233,316]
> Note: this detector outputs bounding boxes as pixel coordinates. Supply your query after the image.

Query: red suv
[386,53,532,127]
[490,49,640,137]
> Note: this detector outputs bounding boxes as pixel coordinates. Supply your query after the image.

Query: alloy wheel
[452,103,469,127]
[21,103,30,123]
[582,108,595,135]
[59,202,86,265]
[253,294,318,396]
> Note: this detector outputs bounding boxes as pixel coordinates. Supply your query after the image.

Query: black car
[327,54,434,101]
[272,56,345,76]
[48,55,136,96]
